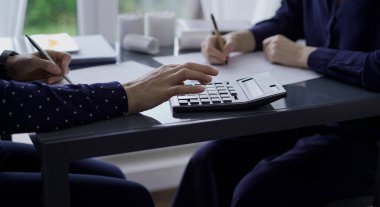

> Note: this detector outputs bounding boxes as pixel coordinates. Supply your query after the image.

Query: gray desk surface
[32,47,380,207]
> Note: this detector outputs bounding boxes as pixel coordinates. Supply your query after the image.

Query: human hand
[5,50,71,84]
[263,35,317,68]
[124,63,218,114]
[201,30,255,65]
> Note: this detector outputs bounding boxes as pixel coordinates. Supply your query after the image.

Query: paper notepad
[0,33,80,54]
[154,52,322,86]
[29,33,80,53]
[63,61,154,85]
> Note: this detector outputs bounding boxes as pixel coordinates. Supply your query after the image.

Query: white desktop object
[145,12,176,46]
[122,34,159,54]
[76,0,119,43]
[117,13,144,45]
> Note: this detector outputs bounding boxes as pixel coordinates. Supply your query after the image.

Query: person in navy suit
[0,49,218,206]
[172,0,380,206]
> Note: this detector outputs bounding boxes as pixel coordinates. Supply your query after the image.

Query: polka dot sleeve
[0,80,129,135]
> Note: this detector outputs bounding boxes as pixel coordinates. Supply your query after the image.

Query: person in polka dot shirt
[0,49,218,206]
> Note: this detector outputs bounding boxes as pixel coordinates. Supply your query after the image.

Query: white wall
[0,0,28,37]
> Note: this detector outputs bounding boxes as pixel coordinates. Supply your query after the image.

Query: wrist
[299,46,317,68]
[225,30,256,53]
[124,85,138,114]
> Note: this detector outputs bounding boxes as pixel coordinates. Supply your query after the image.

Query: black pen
[210,14,228,65]
[25,34,74,84]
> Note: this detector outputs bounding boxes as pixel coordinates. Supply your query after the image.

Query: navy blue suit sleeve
[0,81,129,134]
[250,0,304,51]
[308,48,380,91]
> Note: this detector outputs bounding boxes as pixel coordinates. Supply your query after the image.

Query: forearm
[308,48,380,91]
[224,30,256,52]
[0,81,128,134]
[250,0,304,51]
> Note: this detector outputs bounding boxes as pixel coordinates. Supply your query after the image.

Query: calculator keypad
[176,82,238,106]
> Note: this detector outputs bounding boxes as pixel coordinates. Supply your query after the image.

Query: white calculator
[170,72,286,113]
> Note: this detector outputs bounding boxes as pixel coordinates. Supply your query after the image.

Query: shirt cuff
[250,27,266,51]
[307,48,338,74]
[0,50,19,80]
[250,23,279,51]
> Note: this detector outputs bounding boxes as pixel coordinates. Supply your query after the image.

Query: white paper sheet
[154,52,322,85]
[64,61,154,84]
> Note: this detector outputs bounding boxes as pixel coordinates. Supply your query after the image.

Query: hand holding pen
[210,13,228,65]
[25,34,74,84]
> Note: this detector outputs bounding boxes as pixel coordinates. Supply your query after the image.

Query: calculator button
[178,96,191,100]
[222,98,232,102]
[220,94,230,98]
[179,100,189,105]
[211,98,221,103]
[230,91,237,96]
[208,90,218,95]
[190,99,200,105]
[209,95,220,99]
[199,95,209,99]
[200,99,211,104]
[270,85,279,92]
[218,90,228,94]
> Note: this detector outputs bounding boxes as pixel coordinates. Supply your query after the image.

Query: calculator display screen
[241,78,264,99]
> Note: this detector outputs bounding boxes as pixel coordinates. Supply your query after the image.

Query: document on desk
[154,52,322,85]
[64,61,154,84]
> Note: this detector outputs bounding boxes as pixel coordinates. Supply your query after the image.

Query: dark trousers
[0,141,154,207]
[172,126,378,207]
